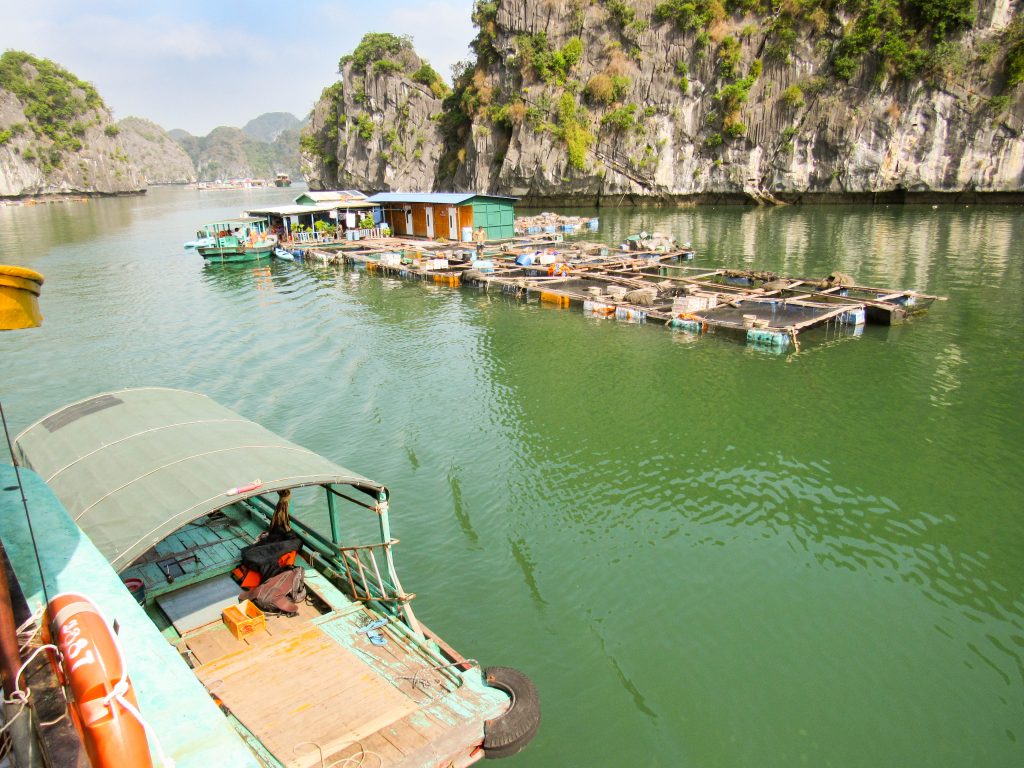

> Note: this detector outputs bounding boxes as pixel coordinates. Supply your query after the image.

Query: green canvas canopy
[14,388,386,572]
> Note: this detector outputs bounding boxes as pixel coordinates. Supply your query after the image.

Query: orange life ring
[48,593,154,768]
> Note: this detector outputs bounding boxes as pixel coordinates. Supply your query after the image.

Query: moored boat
[7,387,540,766]
[274,173,292,187]
[0,265,44,330]
[196,217,276,263]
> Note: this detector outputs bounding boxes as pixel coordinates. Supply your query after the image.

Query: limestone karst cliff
[304,1,1024,203]
[118,117,196,185]
[0,51,144,198]
[302,34,449,190]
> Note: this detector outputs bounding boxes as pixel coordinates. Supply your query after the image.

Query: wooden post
[0,540,22,698]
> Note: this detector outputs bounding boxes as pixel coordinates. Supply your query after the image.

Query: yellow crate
[222,600,266,639]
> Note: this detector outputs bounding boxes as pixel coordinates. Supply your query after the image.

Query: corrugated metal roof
[246,201,377,216]
[367,192,518,204]
[202,216,267,226]
[295,190,368,203]
[14,388,386,571]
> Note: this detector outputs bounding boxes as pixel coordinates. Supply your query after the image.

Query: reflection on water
[1,192,1022,768]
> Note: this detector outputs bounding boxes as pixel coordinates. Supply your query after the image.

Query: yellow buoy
[0,265,45,330]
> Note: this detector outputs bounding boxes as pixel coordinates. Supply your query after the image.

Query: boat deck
[123,512,506,768]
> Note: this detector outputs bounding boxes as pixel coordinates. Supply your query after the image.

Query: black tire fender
[482,666,541,759]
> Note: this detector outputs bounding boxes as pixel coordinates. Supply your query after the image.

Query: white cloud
[383,1,476,82]
[0,0,478,134]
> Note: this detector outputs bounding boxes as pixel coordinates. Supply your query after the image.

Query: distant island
[0,50,306,199]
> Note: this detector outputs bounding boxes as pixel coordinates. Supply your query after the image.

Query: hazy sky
[1,0,476,135]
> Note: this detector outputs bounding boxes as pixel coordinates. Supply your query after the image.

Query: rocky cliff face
[117,117,196,184]
[304,1,1024,203]
[302,35,447,191]
[0,52,144,197]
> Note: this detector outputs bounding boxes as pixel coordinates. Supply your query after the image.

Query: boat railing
[337,541,416,608]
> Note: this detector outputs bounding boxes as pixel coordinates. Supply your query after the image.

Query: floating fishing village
[191,189,944,353]
[4,2,1024,766]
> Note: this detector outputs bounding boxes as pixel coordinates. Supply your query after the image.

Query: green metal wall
[471,198,515,240]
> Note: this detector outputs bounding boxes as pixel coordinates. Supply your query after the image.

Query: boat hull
[198,245,275,263]
[0,265,44,330]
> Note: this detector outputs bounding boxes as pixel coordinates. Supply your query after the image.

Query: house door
[425,206,434,238]
[448,208,458,240]
[404,207,413,235]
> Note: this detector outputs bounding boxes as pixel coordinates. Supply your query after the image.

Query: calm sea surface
[1,187,1022,767]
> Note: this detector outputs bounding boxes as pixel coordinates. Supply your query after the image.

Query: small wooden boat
[197,217,276,263]
[0,264,44,330]
[274,173,292,187]
[8,388,539,767]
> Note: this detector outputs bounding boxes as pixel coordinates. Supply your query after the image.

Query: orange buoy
[48,593,154,768]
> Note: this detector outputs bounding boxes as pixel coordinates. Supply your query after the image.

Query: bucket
[123,577,146,605]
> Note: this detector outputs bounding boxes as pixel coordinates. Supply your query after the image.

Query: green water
[2,188,1022,768]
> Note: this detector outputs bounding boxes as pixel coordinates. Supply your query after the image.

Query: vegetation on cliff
[301,32,449,188]
[0,50,107,171]
[306,1,1023,200]
[171,122,301,182]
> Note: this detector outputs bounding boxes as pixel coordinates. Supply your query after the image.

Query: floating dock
[294,237,942,353]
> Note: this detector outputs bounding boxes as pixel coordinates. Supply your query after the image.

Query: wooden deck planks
[195,627,418,768]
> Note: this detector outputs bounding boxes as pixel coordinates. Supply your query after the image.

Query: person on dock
[474,227,487,260]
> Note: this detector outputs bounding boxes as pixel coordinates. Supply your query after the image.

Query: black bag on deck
[248,568,306,616]
[239,534,302,582]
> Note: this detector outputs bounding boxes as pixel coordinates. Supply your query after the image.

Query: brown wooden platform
[195,625,418,768]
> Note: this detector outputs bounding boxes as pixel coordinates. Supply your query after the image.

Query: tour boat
[196,217,277,263]
[2,387,539,767]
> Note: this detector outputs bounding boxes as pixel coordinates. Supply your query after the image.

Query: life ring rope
[48,591,175,767]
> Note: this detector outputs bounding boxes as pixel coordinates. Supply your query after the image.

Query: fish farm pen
[293,234,943,353]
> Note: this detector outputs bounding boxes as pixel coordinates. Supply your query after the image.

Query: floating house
[367,193,517,241]
[246,190,381,240]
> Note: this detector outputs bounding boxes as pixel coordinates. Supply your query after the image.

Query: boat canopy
[14,388,387,572]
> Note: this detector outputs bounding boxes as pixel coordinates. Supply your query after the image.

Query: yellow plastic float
[0,265,45,330]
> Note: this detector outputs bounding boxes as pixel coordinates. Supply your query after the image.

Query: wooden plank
[185,625,247,665]
[195,627,418,768]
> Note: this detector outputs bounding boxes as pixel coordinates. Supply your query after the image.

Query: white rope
[0,642,57,737]
[0,696,28,737]
[292,740,384,768]
[293,740,325,768]
[13,643,58,692]
[17,611,44,653]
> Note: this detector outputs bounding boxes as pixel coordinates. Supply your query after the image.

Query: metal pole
[326,486,341,546]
